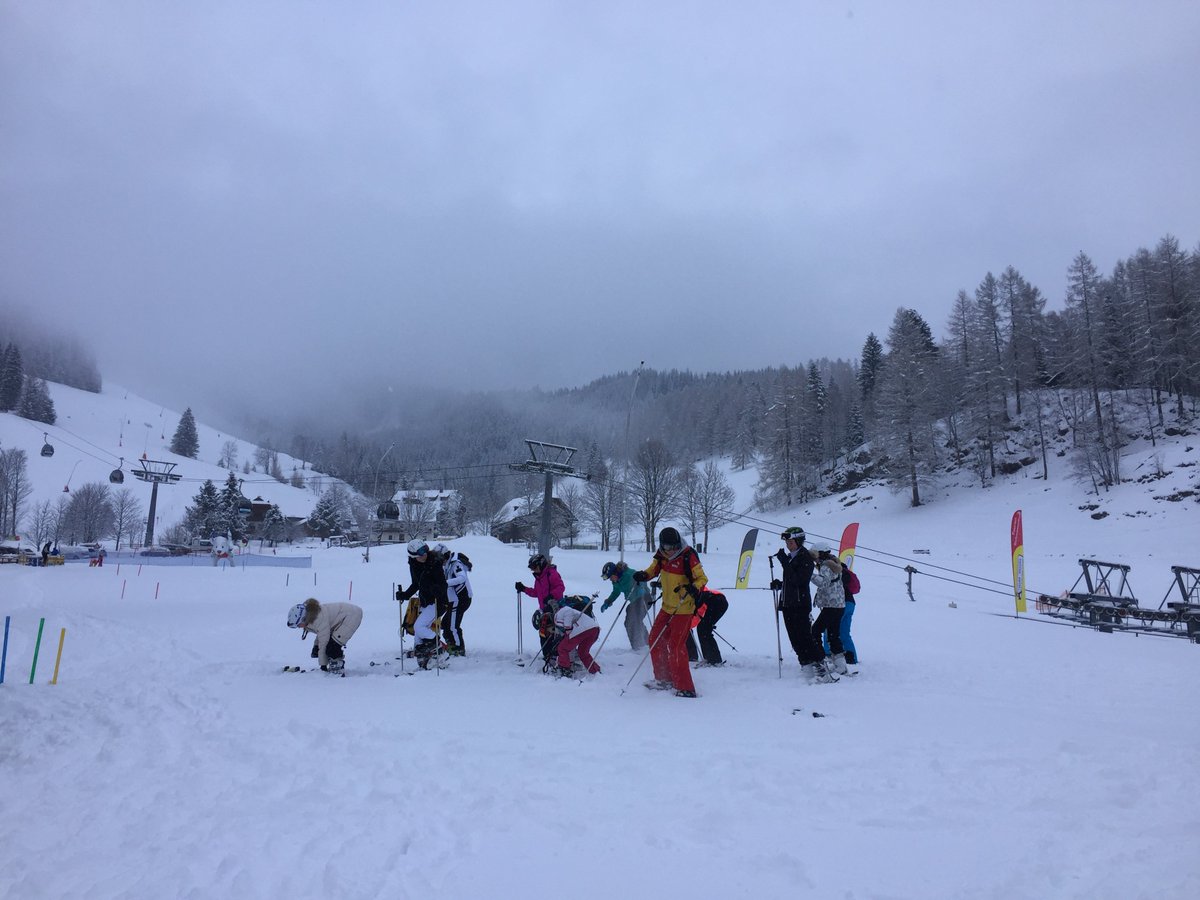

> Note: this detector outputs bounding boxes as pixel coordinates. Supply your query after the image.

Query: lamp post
[365,442,395,562]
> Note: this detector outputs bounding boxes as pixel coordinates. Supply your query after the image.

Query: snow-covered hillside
[1,384,1198,899]
[0,382,327,541]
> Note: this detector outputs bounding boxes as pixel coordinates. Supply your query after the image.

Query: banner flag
[735,528,758,589]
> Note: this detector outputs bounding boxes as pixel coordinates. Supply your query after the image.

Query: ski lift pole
[769,556,783,678]
[905,565,918,602]
[711,630,738,653]
[619,616,672,696]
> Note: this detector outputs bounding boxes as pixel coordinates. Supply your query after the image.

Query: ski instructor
[634,526,707,698]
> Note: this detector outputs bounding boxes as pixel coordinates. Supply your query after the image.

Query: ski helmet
[658,527,682,551]
[781,526,805,543]
[286,602,307,629]
[601,561,617,579]
[431,542,450,558]
[406,539,429,557]
[528,553,548,572]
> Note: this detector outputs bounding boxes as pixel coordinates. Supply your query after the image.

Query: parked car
[58,546,93,560]
[138,546,171,557]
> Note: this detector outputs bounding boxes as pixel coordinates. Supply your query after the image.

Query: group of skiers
[284,525,860,691]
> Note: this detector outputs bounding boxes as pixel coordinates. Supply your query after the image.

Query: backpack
[454,551,473,571]
[559,594,595,616]
[844,569,861,596]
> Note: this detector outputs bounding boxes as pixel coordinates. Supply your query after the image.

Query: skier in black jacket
[770,527,835,683]
[398,539,450,669]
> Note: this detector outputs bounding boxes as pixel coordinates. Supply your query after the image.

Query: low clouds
[2,2,1197,426]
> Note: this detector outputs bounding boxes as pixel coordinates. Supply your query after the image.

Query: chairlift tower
[132,459,181,547]
[509,440,589,557]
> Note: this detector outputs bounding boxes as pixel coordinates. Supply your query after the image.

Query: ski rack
[1036,559,1200,642]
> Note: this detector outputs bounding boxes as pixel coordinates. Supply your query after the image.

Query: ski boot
[644,679,673,691]
[674,689,697,698]
[326,658,345,676]
[830,653,849,675]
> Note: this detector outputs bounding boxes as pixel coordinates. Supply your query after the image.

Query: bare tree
[629,439,681,550]
[62,482,114,543]
[219,440,239,469]
[109,488,145,551]
[0,447,32,538]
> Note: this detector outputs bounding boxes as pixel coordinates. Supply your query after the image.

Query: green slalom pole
[29,617,45,685]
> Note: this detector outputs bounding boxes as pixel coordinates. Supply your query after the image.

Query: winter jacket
[521,564,565,611]
[554,605,600,639]
[444,553,473,601]
[642,546,707,616]
[602,565,650,610]
[811,557,845,609]
[401,556,449,609]
[775,547,815,609]
[304,601,364,665]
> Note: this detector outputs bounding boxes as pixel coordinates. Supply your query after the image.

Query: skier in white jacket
[287,598,363,674]
[553,603,602,677]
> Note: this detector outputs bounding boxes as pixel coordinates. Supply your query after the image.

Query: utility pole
[132,459,181,547]
[509,440,589,557]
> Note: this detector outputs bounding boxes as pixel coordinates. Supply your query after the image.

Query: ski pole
[589,597,628,666]
[711,630,738,652]
[619,613,672,696]
[769,556,783,679]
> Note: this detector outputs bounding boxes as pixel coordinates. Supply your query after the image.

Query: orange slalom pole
[50,628,66,684]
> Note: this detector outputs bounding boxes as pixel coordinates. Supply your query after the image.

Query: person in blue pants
[824,566,860,664]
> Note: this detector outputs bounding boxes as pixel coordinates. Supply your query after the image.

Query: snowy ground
[3,502,1198,899]
[3,382,1199,898]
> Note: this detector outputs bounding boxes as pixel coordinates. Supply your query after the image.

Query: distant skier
[600,560,650,650]
[286,597,363,675]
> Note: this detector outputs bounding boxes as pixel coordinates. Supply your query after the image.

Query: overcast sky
[2,1,1197,424]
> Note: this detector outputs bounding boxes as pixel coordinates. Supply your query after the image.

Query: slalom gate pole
[1,615,10,684]
[29,617,45,684]
[619,613,672,696]
[50,628,66,684]
[516,589,524,660]
[395,583,405,674]
[589,597,628,667]
[769,556,783,679]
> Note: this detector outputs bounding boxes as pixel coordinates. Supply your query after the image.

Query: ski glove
[632,570,649,583]
[775,549,787,564]
[770,579,783,591]
[395,587,404,602]
[515,581,526,592]
[601,600,612,612]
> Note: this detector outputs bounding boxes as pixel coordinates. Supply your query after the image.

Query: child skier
[398,540,450,669]
[516,553,565,664]
[553,601,602,677]
[286,597,363,674]
[633,526,706,698]
[810,547,848,676]
[435,542,473,656]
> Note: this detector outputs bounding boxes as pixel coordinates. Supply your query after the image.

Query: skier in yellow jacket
[634,526,707,697]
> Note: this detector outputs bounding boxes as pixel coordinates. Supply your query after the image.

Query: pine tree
[0,343,24,412]
[876,309,942,506]
[16,376,56,425]
[217,472,247,540]
[170,408,200,459]
[183,480,222,538]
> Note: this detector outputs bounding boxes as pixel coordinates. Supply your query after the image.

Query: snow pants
[781,600,823,666]
[822,599,857,662]
[557,625,601,674]
[413,602,438,642]
[441,589,471,654]
[812,607,845,657]
[624,592,650,650]
[686,591,729,664]
[649,610,695,693]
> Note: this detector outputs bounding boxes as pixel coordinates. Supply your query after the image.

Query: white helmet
[286,602,307,629]
[431,542,450,558]
[406,539,428,557]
